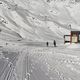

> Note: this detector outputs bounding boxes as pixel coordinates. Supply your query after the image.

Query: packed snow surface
[0,0,80,80]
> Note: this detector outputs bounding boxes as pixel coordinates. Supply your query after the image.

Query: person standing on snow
[46,42,49,47]
[53,40,56,47]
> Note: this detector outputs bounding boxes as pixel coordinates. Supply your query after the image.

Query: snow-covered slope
[0,0,80,43]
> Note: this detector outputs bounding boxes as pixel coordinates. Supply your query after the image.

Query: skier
[53,40,56,47]
[46,42,49,47]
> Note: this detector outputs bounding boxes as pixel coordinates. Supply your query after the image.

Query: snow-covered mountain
[0,0,80,43]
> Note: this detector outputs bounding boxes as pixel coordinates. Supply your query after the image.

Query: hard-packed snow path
[1,42,80,80]
[22,46,80,80]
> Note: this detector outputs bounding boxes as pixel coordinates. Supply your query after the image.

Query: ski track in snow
[23,46,80,80]
[1,40,80,80]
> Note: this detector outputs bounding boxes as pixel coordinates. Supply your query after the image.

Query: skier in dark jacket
[46,42,49,47]
[53,40,56,47]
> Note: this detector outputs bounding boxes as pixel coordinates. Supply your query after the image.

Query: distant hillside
[0,0,80,43]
